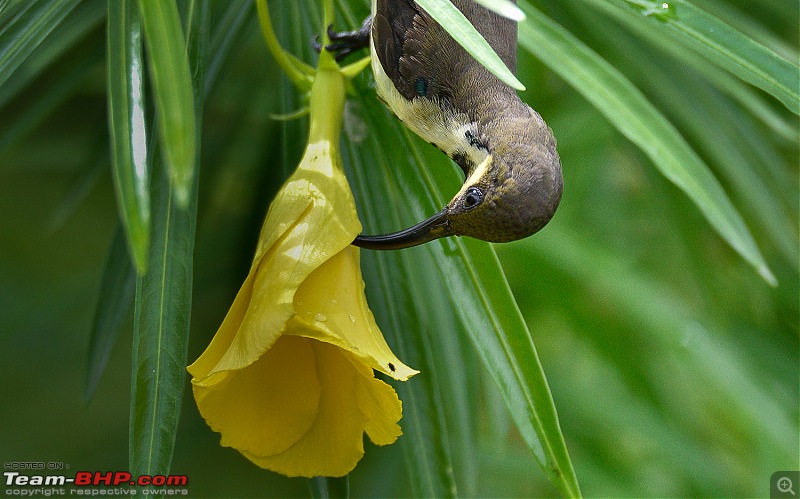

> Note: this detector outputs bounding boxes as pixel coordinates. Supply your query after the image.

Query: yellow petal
[290,245,418,381]
[241,338,403,478]
[188,240,301,379]
[253,141,361,266]
[187,267,257,382]
[192,335,321,456]
[189,141,363,378]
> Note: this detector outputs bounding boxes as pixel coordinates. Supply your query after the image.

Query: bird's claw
[311,19,371,62]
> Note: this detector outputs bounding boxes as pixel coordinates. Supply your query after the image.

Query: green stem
[255,0,313,89]
[323,0,335,40]
[307,66,345,146]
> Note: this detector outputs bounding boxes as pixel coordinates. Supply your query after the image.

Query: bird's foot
[312,17,372,62]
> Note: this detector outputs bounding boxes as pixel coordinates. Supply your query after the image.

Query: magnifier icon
[778,476,796,495]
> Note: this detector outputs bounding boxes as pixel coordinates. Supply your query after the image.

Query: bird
[326,0,562,250]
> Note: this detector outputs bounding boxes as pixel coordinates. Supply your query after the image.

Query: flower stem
[255,0,313,90]
[307,66,345,146]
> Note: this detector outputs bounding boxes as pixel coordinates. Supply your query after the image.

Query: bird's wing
[373,0,517,104]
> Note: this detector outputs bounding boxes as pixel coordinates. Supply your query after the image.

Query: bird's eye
[463,187,483,209]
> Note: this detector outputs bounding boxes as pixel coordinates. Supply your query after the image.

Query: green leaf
[205,1,252,88]
[0,41,101,157]
[436,237,581,498]
[129,157,197,476]
[509,225,797,463]
[360,249,462,498]
[129,1,206,477]
[0,0,80,93]
[582,12,799,268]
[472,0,525,21]
[85,227,136,401]
[181,0,210,97]
[605,0,800,114]
[342,91,580,497]
[107,0,151,273]
[45,156,106,233]
[0,0,104,112]
[415,0,526,90]
[518,1,776,286]
[577,0,797,142]
[138,0,196,208]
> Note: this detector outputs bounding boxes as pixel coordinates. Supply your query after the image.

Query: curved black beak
[353,208,453,250]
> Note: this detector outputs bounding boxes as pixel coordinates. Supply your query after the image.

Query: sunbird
[325,0,562,250]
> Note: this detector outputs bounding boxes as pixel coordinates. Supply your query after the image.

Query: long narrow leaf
[577,0,797,142]
[606,0,800,114]
[0,0,80,92]
[701,0,798,62]
[361,246,461,497]
[138,0,196,208]
[343,81,580,498]
[435,237,580,498]
[395,121,580,496]
[564,2,799,269]
[205,1,252,92]
[416,0,525,90]
[472,0,525,21]
[516,225,797,461]
[401,247,480,497]
[108,0,150,273]
[0,0,104,111]
[86,226,135,401]
[129,0,207,477]
[129,157,196,476]
[339,92,478,499]
[518,1,776,285]
[0,41,101,157]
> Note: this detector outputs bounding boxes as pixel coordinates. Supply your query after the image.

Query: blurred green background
[1,0,797,497]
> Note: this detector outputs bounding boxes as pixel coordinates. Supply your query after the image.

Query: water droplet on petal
[315,313,327,322]
[348,314,356,323]
[331,298,338,305]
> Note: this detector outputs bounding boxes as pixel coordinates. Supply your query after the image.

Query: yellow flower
[187,68,417,478]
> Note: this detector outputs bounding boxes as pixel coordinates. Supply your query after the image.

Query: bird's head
[354,105,562,250]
